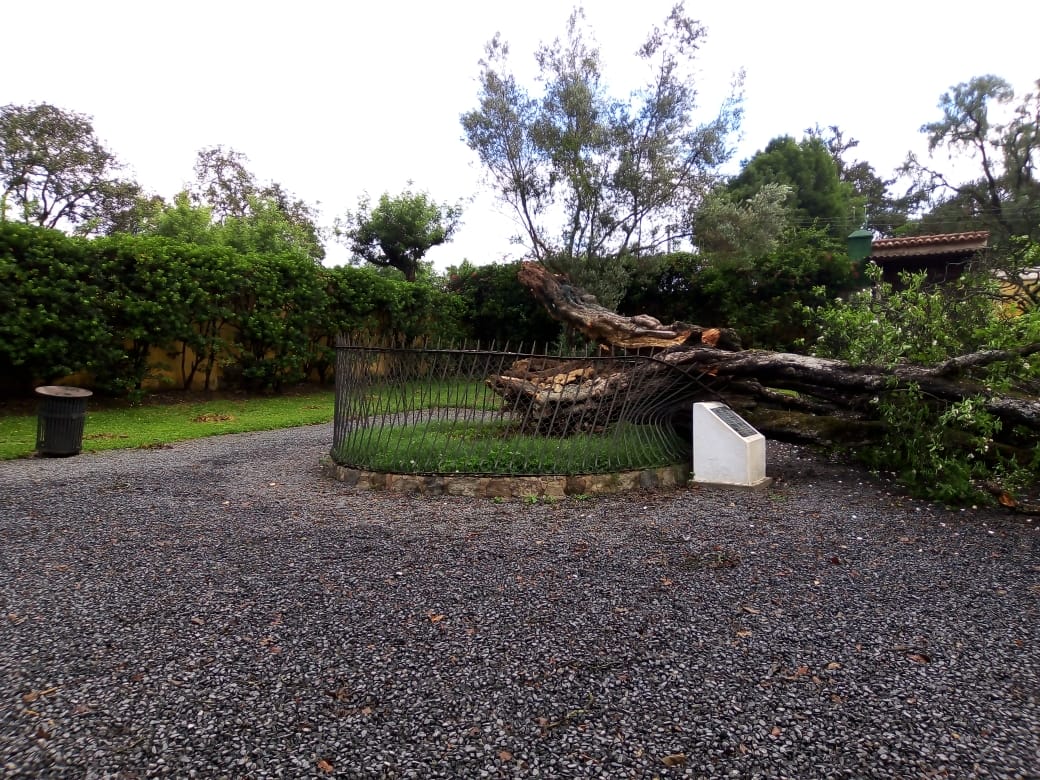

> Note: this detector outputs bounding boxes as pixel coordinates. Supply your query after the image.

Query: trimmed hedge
[0,222,464,395]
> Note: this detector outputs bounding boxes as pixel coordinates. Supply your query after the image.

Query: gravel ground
[1,424,1038,779]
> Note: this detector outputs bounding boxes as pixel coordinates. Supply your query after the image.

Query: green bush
[0,222,106,390]
[807,261,1040,504]
[445,260,561,347]
[0,222,466,396]
[623,229,859,350]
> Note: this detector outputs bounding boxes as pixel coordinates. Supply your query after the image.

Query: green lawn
[0,390,335,460]
[333,419,686,475]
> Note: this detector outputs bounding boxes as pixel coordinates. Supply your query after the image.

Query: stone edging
[319,457,691,498]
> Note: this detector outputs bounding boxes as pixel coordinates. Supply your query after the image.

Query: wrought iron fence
[332,336,703,476]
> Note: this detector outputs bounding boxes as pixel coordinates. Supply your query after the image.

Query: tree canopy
[461,2,743,307]
[0,103,140,233]
[189,145,326,261]
[903,75,1040,245]
[336,188,462,282]
[806,124,909,235]
[726,135,857,236]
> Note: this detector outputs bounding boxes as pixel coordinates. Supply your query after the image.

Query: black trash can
[35,386,92,457]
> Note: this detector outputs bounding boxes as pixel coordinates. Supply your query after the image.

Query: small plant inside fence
[332,337,695,476]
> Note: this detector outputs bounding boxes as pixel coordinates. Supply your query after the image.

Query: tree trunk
[490,262,1040,444]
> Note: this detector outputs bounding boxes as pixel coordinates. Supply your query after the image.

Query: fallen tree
[488,263,1040,504]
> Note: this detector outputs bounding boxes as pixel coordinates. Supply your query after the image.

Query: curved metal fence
[332,336,703,476]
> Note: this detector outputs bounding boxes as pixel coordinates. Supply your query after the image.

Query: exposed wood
[499,262,1040,448]
[517,262,742,350]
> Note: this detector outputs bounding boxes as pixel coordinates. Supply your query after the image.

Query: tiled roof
[870,231,989,260]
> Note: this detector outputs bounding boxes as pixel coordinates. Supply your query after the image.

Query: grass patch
[333,419,685,475]
[0,389,335,460]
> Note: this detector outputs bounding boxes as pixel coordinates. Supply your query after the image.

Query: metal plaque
[711,406,758,438]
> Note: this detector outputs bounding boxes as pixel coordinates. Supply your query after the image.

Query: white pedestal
[691,402,769,488]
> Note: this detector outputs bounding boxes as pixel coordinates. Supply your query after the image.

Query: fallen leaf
[826,662,842,670]
[908,653,931,664]
[316,758,334,773]
[736,629,752,638]
[794,665,810,676]
[428,613,446,623]
[190,616,205,626]
[661,752,686,767]
[660,577,675,587]
[770,726,782,738]
[498,750,513,762]
[740,605,761,615]
[829,555,843,565]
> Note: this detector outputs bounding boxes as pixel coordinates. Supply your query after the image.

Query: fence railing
[332,337,703,476]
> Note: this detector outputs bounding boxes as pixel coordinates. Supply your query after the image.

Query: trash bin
[35,386,92,457]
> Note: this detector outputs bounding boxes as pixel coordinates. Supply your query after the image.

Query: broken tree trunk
[488,262,1040,446]
[516,262,743,350]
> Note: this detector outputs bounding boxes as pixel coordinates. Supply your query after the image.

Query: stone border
[319,457,691,498]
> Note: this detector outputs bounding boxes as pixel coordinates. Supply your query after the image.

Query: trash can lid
[35,385,93,399]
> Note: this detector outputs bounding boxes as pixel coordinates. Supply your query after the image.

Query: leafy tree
[806,124,910,235]
[219,195,324,261]
[336,188,462,282]
[902,75,1040,245]
[190,145,325,261]
[87,187,168,237]
[0,103,139,232]
[726,135,858,236]
[461,3,742,308]
[192,146,257,221]
[152,192,220,245]
[693,183,791,261]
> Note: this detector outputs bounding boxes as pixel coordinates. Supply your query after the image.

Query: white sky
[5,0,1038,268]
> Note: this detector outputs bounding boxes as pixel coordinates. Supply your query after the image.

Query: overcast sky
[5,0,1038,268]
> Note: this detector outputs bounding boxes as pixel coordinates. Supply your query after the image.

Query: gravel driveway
[1,424,1037,779]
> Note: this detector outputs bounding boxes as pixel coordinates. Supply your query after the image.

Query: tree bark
[494,262,1040,443]
[516,262,743,350]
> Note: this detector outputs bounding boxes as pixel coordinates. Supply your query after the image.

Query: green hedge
[0,222,463,395]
